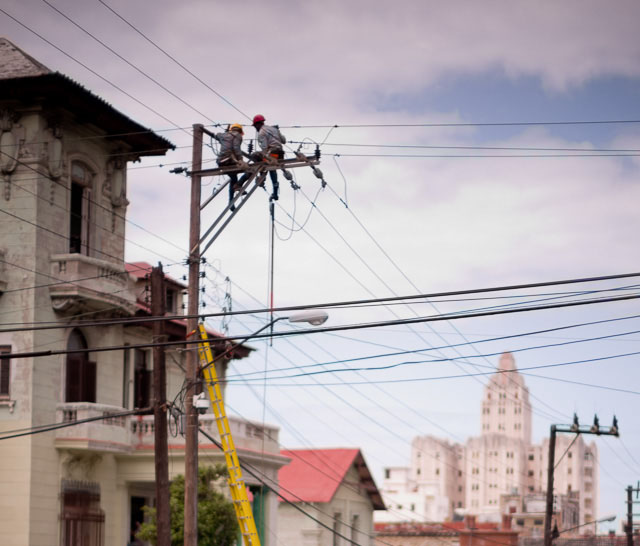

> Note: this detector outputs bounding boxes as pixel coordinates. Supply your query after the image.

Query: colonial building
[377,352,598,532]
[0,38,288,546]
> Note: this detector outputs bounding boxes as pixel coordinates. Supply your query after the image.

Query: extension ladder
[196,323,261,546]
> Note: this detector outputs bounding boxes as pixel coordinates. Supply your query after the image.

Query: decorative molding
[104,157,129,208]
[0,109,19,201]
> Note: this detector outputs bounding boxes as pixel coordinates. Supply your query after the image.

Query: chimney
[502,514,512,530]
[465,515,477,529]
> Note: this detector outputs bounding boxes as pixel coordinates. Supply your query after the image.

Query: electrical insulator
[282,169,293,181]
[312,166,323,179]
[315,145,321,160]
[248,141,253,154]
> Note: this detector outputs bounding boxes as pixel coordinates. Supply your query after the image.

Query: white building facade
[377,353,598,531]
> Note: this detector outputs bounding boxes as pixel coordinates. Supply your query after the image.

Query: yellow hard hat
[230,123,244,134]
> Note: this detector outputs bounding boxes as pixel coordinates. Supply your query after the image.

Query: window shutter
[84,361,97,403]
[0,352,10,396]
[82,187,92,255]
[65,356,83,402]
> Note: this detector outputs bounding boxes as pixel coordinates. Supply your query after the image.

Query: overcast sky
[3,0,640,530]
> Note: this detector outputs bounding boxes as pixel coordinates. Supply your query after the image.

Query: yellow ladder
[196,323,261,546]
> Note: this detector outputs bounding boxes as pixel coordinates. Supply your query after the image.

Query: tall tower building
[481,352,532,444]
[378,352,598,531]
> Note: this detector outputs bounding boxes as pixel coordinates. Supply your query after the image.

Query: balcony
[55,403,280,457]
[55,402,133,453]
[131,414,280,455]
[49,254,136,316]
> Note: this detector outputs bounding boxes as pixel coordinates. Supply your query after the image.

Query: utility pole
[184,124,203,546]
[626,483,640,546]
[627,486,634,546]
[151,264,170,546]
[544,414,619,546]
[545,424,558,546]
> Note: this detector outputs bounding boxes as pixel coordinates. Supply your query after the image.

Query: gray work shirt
[215,131,243,163]
[257,125,286,153]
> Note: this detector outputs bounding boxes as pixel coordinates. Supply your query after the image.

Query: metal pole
[184,124,203,546]
[544,425,557,546]
[151,264,170,546]
[627,486,634,546]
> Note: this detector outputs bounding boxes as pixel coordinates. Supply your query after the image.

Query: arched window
[69,161,94,255]
[65,329,96,403]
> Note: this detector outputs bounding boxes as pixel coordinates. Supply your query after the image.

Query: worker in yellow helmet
[215,123,249,210]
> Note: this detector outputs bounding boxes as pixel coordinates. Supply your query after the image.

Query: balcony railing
[55,403,280,456]
[49,254,136,315]
[131,413,280,455]
[55,402,133,453]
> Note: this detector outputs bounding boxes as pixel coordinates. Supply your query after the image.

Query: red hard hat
[252,114,265,125]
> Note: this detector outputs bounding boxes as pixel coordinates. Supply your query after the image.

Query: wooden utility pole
[543,425,557,546]
[184,123,204,546]
[151,264,170,546]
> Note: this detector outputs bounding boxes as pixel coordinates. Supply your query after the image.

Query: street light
[184,308,329,544]
[287,309,329,326]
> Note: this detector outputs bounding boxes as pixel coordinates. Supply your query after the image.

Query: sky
[3,0,640,532]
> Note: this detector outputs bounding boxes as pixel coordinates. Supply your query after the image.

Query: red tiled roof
[124,262,249,355]
[279,448,385,510]
[126,261,186,288]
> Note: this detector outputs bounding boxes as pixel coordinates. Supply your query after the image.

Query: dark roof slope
[0,38,174,156]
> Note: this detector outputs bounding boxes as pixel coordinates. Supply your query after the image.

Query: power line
[0,6,190,135]
[254,349,640,388]
[0,147,188,260]
[329,152,640,159]
[227,319,640,380]
[230,338,640,383]
[3,291,640,359]
[3,270,638,332]
[0,407,149,441]
[292,140,640,154]
[218,293,528,495]
[7,175,180,265]
[197,426,371,546]
[40,0,216,123]
[300,184,565,421]
[96,0,251,121]
[282,120,640,129]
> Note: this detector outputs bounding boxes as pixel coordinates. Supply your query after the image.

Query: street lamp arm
[557,516,616,536]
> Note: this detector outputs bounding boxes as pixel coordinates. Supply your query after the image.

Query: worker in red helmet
[215,123,249,210]
[252,114,286,201]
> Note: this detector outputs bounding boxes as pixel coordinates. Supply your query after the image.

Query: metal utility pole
[544,414,619,546]
[184,124,204,546]
[151,264,170,546]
